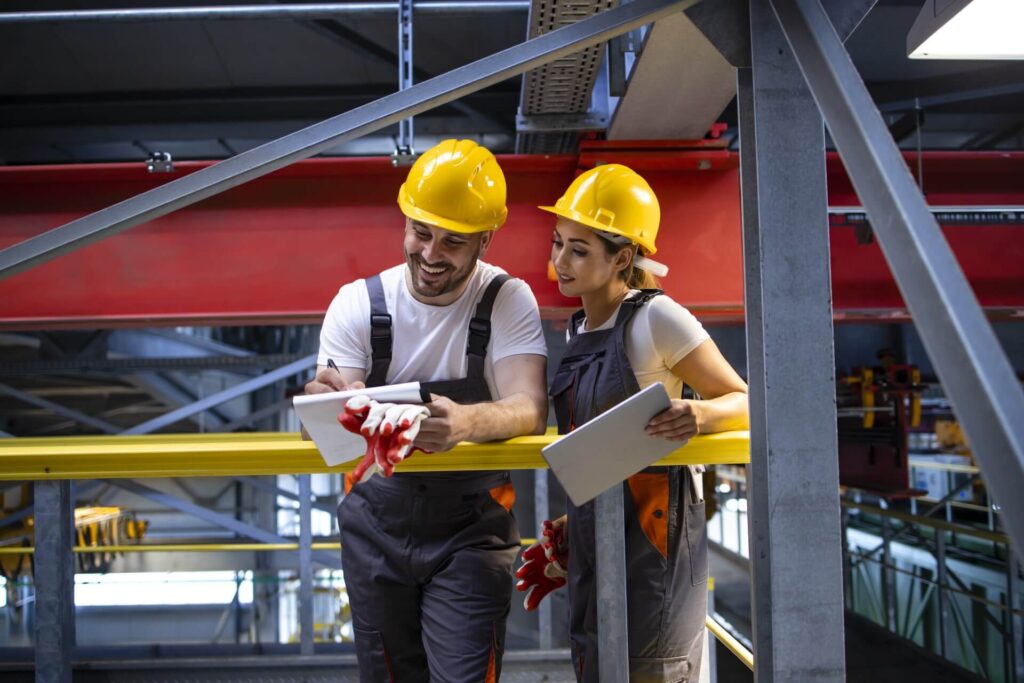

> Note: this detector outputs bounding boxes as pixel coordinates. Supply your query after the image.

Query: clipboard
[293,382,427,466]
[542,382,679,506]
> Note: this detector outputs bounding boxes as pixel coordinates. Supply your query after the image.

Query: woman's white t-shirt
[575,291,710,398]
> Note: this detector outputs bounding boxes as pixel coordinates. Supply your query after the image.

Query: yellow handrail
[0,539,542,555]
[705,615,755,671]
[0,430,750,480]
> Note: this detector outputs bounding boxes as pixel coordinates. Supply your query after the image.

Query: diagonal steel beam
[0,382,119,434]
[121,354,315,434]
[215,398,292,432]
[106,478,340,567]
[769,0,1024,552]
[237,475,337,515]
[0,0,704,280]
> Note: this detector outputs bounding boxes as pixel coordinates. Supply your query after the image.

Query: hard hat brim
[537,205,658,255]
[399,186,507,234]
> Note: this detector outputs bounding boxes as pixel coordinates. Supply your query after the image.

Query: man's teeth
[421,264,446,274]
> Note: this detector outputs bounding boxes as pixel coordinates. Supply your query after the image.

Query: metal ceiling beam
[106,478,341,567]
[769,0,1024,552]
[0,383,119,434]
[0,2,530,24]
[0,0,704,281]
[121,354,315,434]
[302,19,508,129]
[684,0,875,67]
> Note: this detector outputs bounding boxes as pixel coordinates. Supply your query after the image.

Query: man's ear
[478,230,494,257]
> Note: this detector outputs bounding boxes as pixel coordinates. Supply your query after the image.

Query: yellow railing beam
[0,539,542,555]
[0,430,749,481]
[705,615,755,671]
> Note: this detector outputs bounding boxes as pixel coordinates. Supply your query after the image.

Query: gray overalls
[338,273,520,683]
[549,291,708,683]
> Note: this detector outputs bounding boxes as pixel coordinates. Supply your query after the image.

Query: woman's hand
[646,398,700,441]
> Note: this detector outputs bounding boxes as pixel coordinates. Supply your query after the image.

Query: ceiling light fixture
[908,0,1024,60]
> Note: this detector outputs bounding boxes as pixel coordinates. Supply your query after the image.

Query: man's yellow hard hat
[539,164,660,255]
[397,139,508,234]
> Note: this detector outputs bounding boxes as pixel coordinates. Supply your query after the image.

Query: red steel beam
[0,150,1022,330]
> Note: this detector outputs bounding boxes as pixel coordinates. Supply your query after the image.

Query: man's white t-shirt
[576,292,710,399]
[319,261,547,398]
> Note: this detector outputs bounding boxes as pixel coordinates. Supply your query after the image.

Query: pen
[327,359,340,372]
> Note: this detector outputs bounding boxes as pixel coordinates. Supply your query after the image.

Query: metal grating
[516,0,617,153]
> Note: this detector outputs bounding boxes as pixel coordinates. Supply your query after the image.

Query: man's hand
[304,366,365,395]
[414,394,470,452]
[646,398,699,442]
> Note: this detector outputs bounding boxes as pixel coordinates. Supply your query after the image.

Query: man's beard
[405,243,482,299]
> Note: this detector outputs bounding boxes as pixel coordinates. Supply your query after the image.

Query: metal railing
[0,430,752,680]
[709,464,1022,683]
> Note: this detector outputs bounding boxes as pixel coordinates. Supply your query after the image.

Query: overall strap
[613,289,663,345]
[364,275,392,387]
[466,274,511,379]
[567,309,587,341]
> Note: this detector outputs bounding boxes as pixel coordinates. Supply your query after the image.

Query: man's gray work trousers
[339,472,520,682]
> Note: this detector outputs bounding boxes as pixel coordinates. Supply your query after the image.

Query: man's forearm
[461,392,547,443]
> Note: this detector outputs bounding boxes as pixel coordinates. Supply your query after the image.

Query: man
[304,139,548,682]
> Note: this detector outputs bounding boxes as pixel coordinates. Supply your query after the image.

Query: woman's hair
[595,232,660,290]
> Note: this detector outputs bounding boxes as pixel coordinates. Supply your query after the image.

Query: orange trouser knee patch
[627,473,670,559]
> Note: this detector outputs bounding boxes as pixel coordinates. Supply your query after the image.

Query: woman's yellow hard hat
[398,139,508,234]
[539,163,660,255]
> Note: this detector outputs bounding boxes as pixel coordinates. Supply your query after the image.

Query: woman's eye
[573,249,586,257]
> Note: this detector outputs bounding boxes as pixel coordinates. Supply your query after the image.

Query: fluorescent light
[908,0,1024,60]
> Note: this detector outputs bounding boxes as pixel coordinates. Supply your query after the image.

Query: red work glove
[338,397,430,483]
[515,517,569,611]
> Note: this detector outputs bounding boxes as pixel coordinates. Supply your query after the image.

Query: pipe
[0,2,530,24]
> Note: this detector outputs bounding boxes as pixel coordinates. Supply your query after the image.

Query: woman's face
[550,218,630,297]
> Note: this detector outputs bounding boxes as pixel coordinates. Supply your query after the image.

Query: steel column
[0,0,701,280]
[595,486,629,681]
[33,481,75,683]
[741,2,846,679]
[534,469,553,650]
[122,354,315,435]
[769,0,1024,552]
[298,474,314,655]
[397,0,415,155]
[106,478,341,567]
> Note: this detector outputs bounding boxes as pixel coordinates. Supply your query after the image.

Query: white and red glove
[338,397,430,483]
[515,517,569,611]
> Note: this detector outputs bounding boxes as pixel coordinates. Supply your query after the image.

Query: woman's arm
[646,339,749,440]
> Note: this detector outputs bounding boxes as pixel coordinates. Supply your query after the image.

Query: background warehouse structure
[1,0,1023,681]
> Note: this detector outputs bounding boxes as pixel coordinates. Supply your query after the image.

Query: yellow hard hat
[397,139,508,234]
[539,164,660,255]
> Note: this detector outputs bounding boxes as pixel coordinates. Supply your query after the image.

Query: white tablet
[542,382,680,506]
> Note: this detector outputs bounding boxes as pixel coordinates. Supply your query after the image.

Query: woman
[516,164,749,682]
